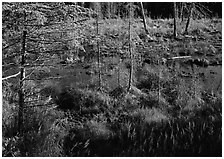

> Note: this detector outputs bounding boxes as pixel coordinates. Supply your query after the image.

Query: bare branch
[27,37,75,43]
[24,102,56,109]
[26,47,77,55]
[2,72,20,80]
[2,63,17,67]
[24,75,72,81]
[167,56,192,60]
[3,40,21,51]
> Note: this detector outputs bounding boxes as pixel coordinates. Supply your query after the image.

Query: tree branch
[2,72,20,80]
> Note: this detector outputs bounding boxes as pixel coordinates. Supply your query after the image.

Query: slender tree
[140,2,148,34]
[96,3,102,91]
[117,58,121,87]
[180,2,185,21]
[18,11,27,134]
[127,2,133,92]
[173,2,177,38]
[157,55,161,107]
[185,2,195,34]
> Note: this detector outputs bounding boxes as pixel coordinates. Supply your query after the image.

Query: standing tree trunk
[157,56,160,106]
[96,3,102,91]
[18,10,27,135]
[140,2,148,34]
[18,30,27,134]
[108,2,112,19]
[127,2,133,92]
[173,2,177,38]
[180,2,184,21]
[117,59,121,87]
[185,3,194,34]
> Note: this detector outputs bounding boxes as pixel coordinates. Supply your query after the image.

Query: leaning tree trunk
[185,3,194,34]
[127,2,133,92]
[173,2,177,38]
[140,2,148,34]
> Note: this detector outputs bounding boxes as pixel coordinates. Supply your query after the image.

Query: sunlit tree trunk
[140,2,148,34]
[127,2,133,92]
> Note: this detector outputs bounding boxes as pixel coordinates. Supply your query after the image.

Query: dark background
[66,2,222,19]
[143,2,222,19]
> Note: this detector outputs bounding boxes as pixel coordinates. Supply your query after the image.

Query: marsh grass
[63,98,221,156]
[3,81,221,156]
[2,17,222,157]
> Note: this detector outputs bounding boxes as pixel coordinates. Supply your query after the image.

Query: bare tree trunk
[18,30,27,134]
[108,2,112,19]
[173,2,177,38]
[158,56,161,106]
[127,3,133,92]
[117,3,121,18]
[180,2,184,21]
[140,2,148,34]
[185,3,194,34]
[96,3,102,91]
[176,2,180,19]
[117,59,121,87]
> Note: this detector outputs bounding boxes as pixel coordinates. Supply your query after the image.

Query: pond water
[176,61,222,94]
[45,56,221,95]
[47,57,129,90]
[197,65,222,93]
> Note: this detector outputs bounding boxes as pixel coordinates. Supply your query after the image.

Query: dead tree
[117,58,121,87]
[180,2,185,21]
[173,2,177,38]
[127,2,133,92]
[18,30,27,134]
[18,10,27,134]
[185,3,195,34]
[96,3,102,91]
[140,2,148,34]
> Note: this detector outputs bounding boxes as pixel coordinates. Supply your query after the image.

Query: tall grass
[63,98,221,156]
[2,18,222,157]
[3,79,221,156]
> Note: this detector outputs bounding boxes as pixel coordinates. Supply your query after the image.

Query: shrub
[2,100,18,138]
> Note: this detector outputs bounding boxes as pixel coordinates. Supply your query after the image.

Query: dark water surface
[47,56,221,95]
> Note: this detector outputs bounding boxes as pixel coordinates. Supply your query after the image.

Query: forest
[2,2,222,157]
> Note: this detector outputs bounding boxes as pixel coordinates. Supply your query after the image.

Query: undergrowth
[2,17,222,157]
[3,78,222,156]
